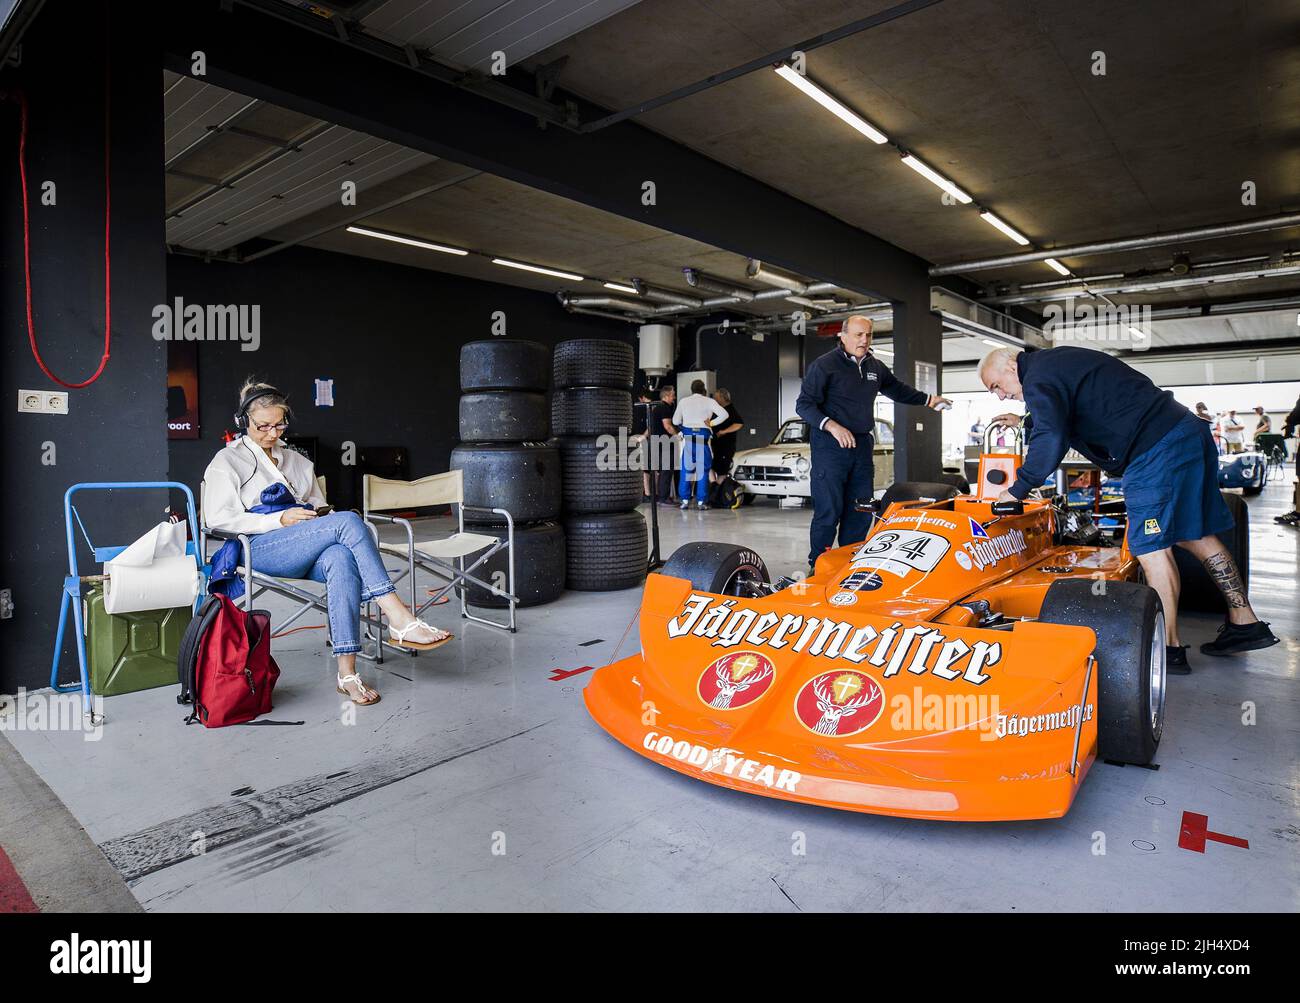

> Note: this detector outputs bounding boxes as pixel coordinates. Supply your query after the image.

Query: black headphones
[234,385,290,432]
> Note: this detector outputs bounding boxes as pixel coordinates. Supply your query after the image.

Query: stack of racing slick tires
[551,339,648,592]
[451,339,565,608]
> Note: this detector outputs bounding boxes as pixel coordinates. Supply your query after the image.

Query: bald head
[838,314,875,359]
[979,347,1024,402]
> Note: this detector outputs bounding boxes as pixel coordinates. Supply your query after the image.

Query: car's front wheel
[1037,579,1165,766]
[660,542,770,597]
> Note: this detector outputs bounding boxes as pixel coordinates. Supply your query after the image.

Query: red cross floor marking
[548,665,597,682]
[1178,811,1250,854]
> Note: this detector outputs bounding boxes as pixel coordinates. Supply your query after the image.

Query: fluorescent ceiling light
[346,225,468,255]
[1044,257,1070,276]
[900,154,972,203]
[979,211,1030,246]
[1128,326,1147,339]
[492,258,584,282]
[982,339,1002,347]
[603,281,638,294]
[774,65,888,144]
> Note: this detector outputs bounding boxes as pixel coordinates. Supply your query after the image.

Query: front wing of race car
[584,573,1101,822]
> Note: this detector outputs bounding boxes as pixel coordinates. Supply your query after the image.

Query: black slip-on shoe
[1273,511,1300,526]
[1166,645,1190,675]
[1199,621,1281,657]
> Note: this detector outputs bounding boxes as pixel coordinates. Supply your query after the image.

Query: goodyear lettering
[642,730,801,791]
[669,594,1001,684]
[962,528,1028,570]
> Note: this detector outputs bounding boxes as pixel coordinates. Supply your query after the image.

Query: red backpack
[177,594,281,727]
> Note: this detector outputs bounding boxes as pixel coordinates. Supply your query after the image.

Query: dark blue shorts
[1123,414,1234,556]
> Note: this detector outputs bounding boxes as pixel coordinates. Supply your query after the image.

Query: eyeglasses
[253,421,289,433]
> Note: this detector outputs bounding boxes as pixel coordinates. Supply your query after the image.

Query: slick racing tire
[458,520,565,609]
[460,339,550,392]
[459,391,549,443]
[450,442,561,524]
[1038,579,1164,766]
[552,338,635,390]
[1172,491,1250,613]
[660,542,770,597]
[564,510,648,591]
[937,472,971,494]
[879,480,960,512]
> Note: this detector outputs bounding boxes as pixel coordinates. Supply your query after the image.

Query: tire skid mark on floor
[100,720,553,882]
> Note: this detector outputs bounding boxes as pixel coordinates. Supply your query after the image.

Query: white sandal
[337,672,381,706]
[387,618,454,651]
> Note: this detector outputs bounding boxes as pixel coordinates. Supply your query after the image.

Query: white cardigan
[203,437,326,535]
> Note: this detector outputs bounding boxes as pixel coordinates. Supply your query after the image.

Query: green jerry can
[82,584,193,696]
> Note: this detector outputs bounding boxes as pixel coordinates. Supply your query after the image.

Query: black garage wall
[689,322,781,448]
[167,247,631,508]
[1,3,168,695]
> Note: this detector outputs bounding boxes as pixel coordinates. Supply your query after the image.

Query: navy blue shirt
[1010,347,1188,499]
[795,348,928,436]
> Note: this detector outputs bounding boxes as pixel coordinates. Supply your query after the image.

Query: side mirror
[991,500,1024,516]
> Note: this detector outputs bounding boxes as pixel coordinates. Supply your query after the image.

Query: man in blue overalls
[796,315,950,569]
[672,379,730,510]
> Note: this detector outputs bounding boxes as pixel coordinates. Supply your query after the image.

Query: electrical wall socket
[17,389,68,414]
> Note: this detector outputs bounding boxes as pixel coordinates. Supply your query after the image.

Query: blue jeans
[679,430,712,502]
[809,429,875,566]
[247,511,395,655]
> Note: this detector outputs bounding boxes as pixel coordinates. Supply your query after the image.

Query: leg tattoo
[1202,551,1249,608]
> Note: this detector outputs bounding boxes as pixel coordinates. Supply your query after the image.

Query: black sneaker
[679,499,691,510]
[1200,621,1280,657]
[698,503,711,511]
[1274,511,1300,526]
[1166,645,1190,675]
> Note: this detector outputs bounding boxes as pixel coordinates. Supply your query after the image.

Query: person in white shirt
[1220,410,1245,454]
[671,379,730,509]
[204,380,450,706]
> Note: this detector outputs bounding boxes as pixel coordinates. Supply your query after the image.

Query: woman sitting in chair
[203,380,451,706]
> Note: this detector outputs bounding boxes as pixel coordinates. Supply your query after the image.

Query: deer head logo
[698,652,775,710]
[796,670,883,737]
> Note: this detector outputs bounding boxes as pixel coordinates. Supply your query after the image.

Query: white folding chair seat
[364,470,517,633]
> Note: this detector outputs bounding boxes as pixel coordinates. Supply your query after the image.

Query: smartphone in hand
[315,506,334,517]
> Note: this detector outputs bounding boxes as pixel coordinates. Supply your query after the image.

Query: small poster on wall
[167,341,199,439]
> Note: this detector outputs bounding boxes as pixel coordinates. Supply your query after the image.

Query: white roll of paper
[103,554,199,614]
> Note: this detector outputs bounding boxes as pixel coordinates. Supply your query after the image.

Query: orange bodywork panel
[586,488,1138,822]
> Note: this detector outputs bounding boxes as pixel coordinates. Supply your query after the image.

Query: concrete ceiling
[528,0,1300,305]
[161,0,1300,354]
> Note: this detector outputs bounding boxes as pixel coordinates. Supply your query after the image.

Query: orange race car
[585,430,1195,822]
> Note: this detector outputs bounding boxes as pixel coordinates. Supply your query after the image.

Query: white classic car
[732,417,896,502]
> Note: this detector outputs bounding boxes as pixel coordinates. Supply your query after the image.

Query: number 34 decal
[849,530,951,578]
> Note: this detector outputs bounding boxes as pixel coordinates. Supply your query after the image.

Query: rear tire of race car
[1038,579,1164,766]
[564,510,648,591]
[660,542,771,596]
[937,472,971,494]
[1172,492,1250,613]
[879,480,960,511]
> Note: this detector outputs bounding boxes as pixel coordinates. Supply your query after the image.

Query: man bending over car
[979,345,1277,674]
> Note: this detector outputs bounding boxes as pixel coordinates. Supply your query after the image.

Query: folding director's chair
[362,470,518,632]
[199,478,408,664]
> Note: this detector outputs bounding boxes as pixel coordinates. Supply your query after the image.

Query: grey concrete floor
[2,482,1297,912]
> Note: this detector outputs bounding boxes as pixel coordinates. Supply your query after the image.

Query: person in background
[979,346,1277,673]
[673,379,730,510]
[796,315,949,569]
[204,380,452,706]
[1275,394,1300,528]
[1252,406,1271,444]
[1220,410,1245,454]
[708,388,745,485]
[648,385,678,504]
[1194,402,1213,423]
[631,389,653,502]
